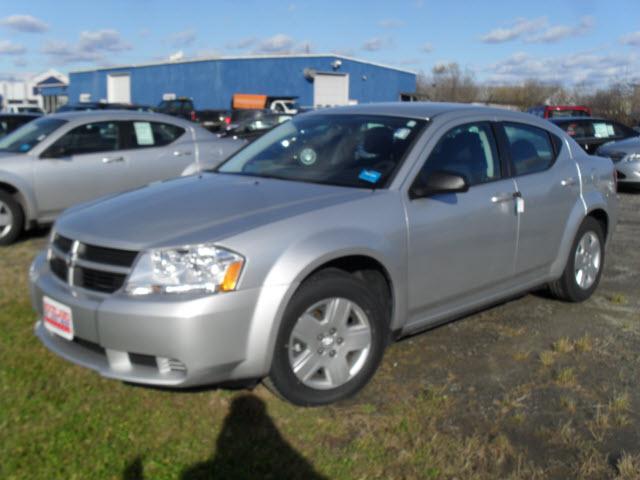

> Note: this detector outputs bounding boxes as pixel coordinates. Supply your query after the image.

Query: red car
[527,105,591,119]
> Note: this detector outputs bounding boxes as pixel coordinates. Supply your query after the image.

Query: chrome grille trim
[48,235,138,294]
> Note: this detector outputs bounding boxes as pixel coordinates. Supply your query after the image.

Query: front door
[404,122,518,326]
[35,121,129,216]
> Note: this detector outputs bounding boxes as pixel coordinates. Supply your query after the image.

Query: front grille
[53,234,73,253]
[81,244,138,267]
[79,267,128,293]
[50,256,68,282]
[49,234,138,294]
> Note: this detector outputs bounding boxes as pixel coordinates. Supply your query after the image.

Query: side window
[51,121,120,156]
[503,123,555,176]
[126,121,185,148]
[418,122,501,187]
[562,121,594,139]
[151,122,185,146]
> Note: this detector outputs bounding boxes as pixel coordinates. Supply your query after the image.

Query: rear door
[498,122,580,279]
[118,120,191,184]
[34,121,129,216]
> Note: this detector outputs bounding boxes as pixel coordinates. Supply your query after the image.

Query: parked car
[551,117,639,154]
[155,97,229,132]
[596,137,640,187]
[0,113,40,137]
[56,102,153,113]
[528,105,591,119]
[0,110,244,244]
[29,103,617,406]
[220,113,293,141]
[4,102,45,115]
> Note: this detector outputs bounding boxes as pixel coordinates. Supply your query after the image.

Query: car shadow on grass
[122,394,327,480]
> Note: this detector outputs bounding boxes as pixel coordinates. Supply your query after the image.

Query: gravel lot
[1,191,639,479]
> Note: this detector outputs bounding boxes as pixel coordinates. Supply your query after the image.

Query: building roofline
[69,53,417,76]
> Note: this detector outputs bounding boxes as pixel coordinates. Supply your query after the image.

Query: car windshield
[0,117,67,153]
[217,114,426,189]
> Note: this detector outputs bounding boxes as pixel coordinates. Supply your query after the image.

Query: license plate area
[43,296,74,341]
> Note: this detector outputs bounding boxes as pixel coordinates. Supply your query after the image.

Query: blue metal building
[68,54,417,109]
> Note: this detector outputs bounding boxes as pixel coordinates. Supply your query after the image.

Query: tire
[0,190,24,246]
[548,217,605,302]
[266,269,388,406]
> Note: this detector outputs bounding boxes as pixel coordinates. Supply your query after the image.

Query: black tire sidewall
[0,191,23,246]
[562,217,605,302]
[269,270,387,406]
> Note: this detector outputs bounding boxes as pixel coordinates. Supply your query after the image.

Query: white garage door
[107,73,131,104]
[314,73,349,107]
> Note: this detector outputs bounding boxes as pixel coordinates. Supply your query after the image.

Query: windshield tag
[359,169,382,184]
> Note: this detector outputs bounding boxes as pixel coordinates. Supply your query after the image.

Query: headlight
[124,244,244,296]
[624,153,640,163]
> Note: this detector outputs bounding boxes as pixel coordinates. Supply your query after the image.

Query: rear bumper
[30,251,289,387]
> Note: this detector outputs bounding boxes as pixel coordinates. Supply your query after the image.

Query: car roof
[304,101,526,121]
[46,109,186,124]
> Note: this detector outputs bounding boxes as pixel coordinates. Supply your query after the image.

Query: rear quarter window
[503,123,558,176]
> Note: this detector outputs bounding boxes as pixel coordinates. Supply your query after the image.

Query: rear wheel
[266,269,388,406]
[548,217,604,302]
[0,191,24,246]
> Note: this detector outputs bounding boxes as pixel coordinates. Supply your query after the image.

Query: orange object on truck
[232,94,268,110]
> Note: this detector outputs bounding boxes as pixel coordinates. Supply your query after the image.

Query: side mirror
[409,170,469,199]
[41,144,68,159]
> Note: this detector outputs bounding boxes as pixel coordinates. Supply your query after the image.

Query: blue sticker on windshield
[359,169,382,184]
[19,143,30,152]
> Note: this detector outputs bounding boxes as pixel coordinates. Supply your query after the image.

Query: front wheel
[548,217,605,302]
[266,269,388,406]
[0,191,24,246]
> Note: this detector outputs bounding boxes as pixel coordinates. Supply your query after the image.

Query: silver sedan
[596,136,640,187]
[30,103,617,405]
[0,110,245,244]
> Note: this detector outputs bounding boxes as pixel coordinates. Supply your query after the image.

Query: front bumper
[616,161,640,184]
[29,252,287,387]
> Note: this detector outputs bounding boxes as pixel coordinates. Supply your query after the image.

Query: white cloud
[170,29,197,48]
[225,37,256,50]
[526,16,594,43]
[362,36,393,52]
[485,50,640,86]
[378,19,404,28]
[168,50,184,61]
[0,14,48,33]
[620,31,640,46]
[255,34,294,53]
[420,42,433,53]
[42,30,131,65]
[79,29,131,52]
[481,17,547,43]
[0,40,26,55]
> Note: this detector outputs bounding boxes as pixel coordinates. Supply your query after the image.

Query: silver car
[596,136,640,187]
[29,103,617,406]
[0,110,244,245]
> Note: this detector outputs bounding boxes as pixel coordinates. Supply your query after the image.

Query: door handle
[561,177,577,186]
[101,156,124,164]
[491,193,514,203]
[173,150,192,156]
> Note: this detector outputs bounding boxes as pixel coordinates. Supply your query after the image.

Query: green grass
[1,232,638,479]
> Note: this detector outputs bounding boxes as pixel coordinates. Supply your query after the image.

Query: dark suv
[551,117,638,154]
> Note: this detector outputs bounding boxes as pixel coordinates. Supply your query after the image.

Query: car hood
[597,136,640,155]
[55,173,370,251]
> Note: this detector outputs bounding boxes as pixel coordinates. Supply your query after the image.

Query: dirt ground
[2,190,639,479]
[351,189,640,478]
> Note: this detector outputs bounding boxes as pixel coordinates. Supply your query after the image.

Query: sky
[0,0,639,88]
